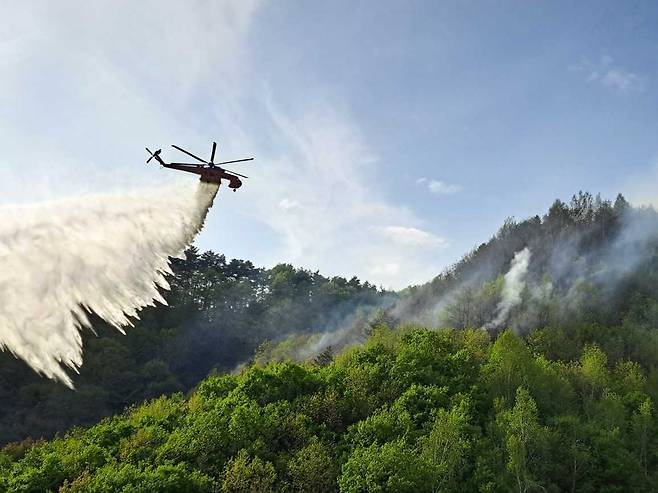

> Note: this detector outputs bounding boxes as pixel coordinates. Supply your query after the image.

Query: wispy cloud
[598,68,644,93]
[374,226,447,248]
[0,0,449,289]
[370,262,401,277]
[417,177,462,195]
[572,55,645,93]
[236,99,450,288]
[278,198,300,211]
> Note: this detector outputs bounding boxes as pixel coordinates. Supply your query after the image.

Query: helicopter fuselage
[162,164,243,190]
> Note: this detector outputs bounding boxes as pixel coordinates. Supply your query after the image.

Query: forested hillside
[1,325,656,492]
[398,192,658,331]
[0,251,387,444]
[2,190,658,491]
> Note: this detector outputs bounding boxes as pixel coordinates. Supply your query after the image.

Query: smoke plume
[0,181,218,387]
[486,247,531,329]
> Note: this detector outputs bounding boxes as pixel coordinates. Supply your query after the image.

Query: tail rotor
[145,147,162,164]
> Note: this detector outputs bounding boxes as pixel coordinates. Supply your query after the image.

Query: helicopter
[145,142,253,191]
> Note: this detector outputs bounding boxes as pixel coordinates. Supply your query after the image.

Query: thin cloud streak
[374,226,448,248]
[572,55,646,93]
[417,177,463,195]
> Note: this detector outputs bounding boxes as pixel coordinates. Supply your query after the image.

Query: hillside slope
[397,192,658,331]
[3,189,658,463]
[1,324,657,492]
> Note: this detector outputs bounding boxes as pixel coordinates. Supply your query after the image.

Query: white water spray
[0,181,219,387]
[486,247,531,329]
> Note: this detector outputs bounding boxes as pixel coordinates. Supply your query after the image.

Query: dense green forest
[1,324,656,491]
[2,190,658,490]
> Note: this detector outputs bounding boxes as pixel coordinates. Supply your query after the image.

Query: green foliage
[496,388,545,493]
[338,439,430,493]
[2,327,658,492]
[193,374,238,403]
[237,362,320,406]
[345,406,413,449]
[418,399,472,492]
[60,463,214,492]
[285,437,339,493]
[221,450,277,493]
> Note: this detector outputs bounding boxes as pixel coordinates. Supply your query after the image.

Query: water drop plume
[0,181,219,387]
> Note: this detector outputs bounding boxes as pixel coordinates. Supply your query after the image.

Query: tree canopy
[1,325,657,492]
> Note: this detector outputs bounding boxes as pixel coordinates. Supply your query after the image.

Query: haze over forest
[2,191,658,491]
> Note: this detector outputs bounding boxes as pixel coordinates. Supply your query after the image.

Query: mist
[0,180,218,387]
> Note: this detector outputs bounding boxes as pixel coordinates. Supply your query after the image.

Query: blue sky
[1,1,658,288]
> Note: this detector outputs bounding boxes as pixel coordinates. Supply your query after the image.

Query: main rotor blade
[170,162,205,167]
[171,145,207,163]
[210,141,217,164]
[224,169,249,178]
[216,158,254,165]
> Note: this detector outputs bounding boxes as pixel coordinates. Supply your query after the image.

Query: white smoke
[486,247,531,329]
[0,180,219,388]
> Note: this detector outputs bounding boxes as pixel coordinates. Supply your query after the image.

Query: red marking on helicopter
[145,142,253,191]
